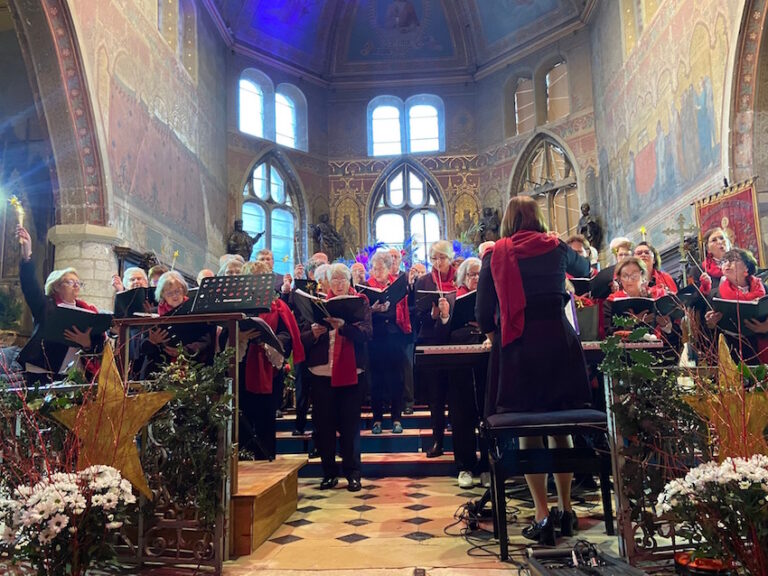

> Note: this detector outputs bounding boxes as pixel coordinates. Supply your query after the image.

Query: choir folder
[609,295,683,319]
[114,287,149,318]
[355,274,408,306]
[415,290,457,314]
[42,305,113,347]
[712,296,768,336]
[293,290,368,326]
[450,290,477,330]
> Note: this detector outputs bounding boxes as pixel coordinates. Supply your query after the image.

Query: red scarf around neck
[704,254,724,279]
[651,269,678,294]
[158,296,188,316]
[718,276,766,301]
[489,230,560,347]
[245,298,305,395]
[326,288,365,387]
[367,274,411,334]
[430,265,456,293]
[54,295,99,314]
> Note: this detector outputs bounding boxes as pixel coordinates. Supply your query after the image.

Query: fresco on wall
[347,0,454,60]
[249,0,324,54]
[474,0,573,46]
[592,2,732,242]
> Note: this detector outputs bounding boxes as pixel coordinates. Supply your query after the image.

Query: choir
[13,190,768,545]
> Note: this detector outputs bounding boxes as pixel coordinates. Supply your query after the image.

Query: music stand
[194,274,274,314]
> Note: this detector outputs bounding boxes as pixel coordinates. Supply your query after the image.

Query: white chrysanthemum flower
[0,524,16,545]
[47,514,68,534]
[91,494,106,508]
[37,527,56,545]
[105,521,123,530]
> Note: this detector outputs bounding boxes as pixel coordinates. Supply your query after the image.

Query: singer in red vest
[476,196,591,545]
[301,263,372,492]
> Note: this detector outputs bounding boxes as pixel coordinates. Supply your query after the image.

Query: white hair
[122,267,148,287]
[609,237,632,252]
[370,250,393,270]
[155,271,188,302]
[478,241,495,258]
[456,257,481,288]
[327,263,351,282]
[314,263,330,282]
[429,240,455,261]
[44,268,79,297]
[218,253,245,267]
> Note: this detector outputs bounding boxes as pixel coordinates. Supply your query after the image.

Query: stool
[484,408,614,560]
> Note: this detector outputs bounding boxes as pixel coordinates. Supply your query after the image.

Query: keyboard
[580,340,664,351]
[415,344,488,355]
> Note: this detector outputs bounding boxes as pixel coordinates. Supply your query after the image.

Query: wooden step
[275,428,455,455]
[285,451,460,478]
[231,457,307,557]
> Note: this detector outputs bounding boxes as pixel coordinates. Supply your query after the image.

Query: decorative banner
[695,178,764,266]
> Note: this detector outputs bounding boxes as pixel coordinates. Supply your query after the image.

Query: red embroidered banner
[695,179,765,266]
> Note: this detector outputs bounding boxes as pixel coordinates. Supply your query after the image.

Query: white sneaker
[480,472,491,488]
[458,470,474,489]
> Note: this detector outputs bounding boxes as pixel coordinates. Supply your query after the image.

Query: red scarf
[718,276,766,301]
[430,265,456,293]
[489,231,560,347]
[457,285,473,297]
[54,296,99,314]
[158,296,188,316]
[651,269,678,294]
[327,288,365,387]
[704,254,724,279]
[245,298,305,395]
[366,275,411,334]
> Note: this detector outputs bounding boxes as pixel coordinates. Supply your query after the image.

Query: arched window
[275,83,308,151]
[242,158,299,274]
[239,69,274,139]
[371,163,444,265]
[513,136,579,238]
[369,98,403,156]
[405,95,444,153]
[545,62,570,123]
[515,78,535,134]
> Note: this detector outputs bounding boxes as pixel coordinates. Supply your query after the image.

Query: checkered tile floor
[223,476,620,575]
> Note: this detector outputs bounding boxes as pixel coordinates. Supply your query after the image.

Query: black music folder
[194,274,273,314]
[355,274,408,306]
[42,305,113,347]
[610,295,683,320]
[114,287,150,318]
[677,284,707,310]
[569,277,593,297]
[712,296,768,336]
[450,290,477,330]
[293,278,318,294]
[240,316,285,357]
[173,288,198,315]
[415,289,457,314]
[590,266,616,299]
[293,290,368,327]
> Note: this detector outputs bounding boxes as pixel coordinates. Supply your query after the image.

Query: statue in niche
[226,219,264,261]
[478,207,501,242]
[455,209,474,241]
[578,203,603,250]
[339,214,359,255]
[311,214,344,258]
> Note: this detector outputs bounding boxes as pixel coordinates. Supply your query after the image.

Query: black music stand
[194,273,274,314]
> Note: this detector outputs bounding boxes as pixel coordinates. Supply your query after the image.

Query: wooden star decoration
[684,335,768,461]
[51,345,173,499]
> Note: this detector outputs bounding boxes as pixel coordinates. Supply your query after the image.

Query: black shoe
[426,443,443,458]
[347,477,362,492]
[276,410,283,419]
[549,507,578,537]
[403,406,414,415]
[291,429,305,436]
[522,515,556,546]
[319,477,338,490]
[308,448,320,459]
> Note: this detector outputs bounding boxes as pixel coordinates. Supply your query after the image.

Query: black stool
[485,409,614,560]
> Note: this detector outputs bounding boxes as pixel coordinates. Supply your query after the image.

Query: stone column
[47,224,120,312]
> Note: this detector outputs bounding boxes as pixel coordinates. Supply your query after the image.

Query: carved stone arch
[508,130,582,200]
[366,157,448,244]
[9,0,107,226]
[238,147,310,263]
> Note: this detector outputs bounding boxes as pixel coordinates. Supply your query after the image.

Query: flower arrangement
[0,465,136,576]
[657,455,768,575]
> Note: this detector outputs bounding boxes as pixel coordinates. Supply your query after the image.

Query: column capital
[47,224,120,246]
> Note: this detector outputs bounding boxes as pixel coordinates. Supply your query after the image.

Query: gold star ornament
[685,335,768,460]
[52,345,173,499]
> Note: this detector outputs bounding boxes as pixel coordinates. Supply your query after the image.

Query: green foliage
[599,328,710,536]
[144,348,234,526]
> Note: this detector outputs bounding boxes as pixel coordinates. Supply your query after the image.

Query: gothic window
[239,69,274,138]
[242,159,298,274]
[275,83,308,151]
[545,62,570,123]
[371,163,444,265]
[515,137,579,238]
[515,78,536,133]
[368,95,444,156]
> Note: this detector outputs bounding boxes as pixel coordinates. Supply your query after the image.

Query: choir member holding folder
[476,196,591,545]
[414,240,477,489]
[693,227,730,292]
[300,263,372,492]
[634,242,678,294]
[16,225,107,385]
[604,257,668,334]
[364,251,411,435]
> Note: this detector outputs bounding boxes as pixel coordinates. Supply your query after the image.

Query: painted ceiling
[207,0,589,81]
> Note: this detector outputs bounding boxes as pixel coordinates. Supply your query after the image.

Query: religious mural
[591,0,740,244]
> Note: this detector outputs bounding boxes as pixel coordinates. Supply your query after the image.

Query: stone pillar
[47,224,120,312]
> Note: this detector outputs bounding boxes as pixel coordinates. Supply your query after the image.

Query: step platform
[231,457,307,557]
[276,427,454,454]
[292,451,459,478]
